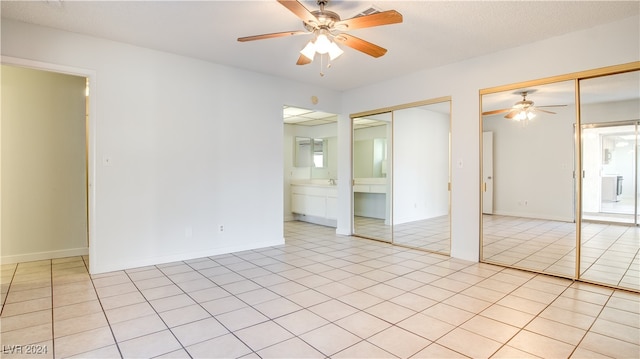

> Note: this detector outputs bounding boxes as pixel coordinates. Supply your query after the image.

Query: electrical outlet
[185,226,193,238]
[218,225,224,232]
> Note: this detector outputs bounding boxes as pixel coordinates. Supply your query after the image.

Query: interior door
[482,131,494,214]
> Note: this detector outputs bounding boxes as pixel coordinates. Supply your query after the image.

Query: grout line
[0,263,18,317]
[567,287,615,358]
[121,268,193,358]
[85,258,125,359]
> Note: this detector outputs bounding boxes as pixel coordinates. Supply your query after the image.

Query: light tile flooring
[353,216,450,254]
[393,216,450,254]
[483,215,640,291]
[1,221,638,358]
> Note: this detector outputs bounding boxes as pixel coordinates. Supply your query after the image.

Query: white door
[482,132,494,214]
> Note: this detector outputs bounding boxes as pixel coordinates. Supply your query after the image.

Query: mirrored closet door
[579,70,640,291]
[481,63,640,292]
[352,98,452,255]
[392,102,451,253]
[481,80,577,278]
[352,112,393,242]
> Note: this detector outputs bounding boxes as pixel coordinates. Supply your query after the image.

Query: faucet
[329,178,336,185]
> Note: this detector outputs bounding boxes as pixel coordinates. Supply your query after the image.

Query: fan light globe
[314,34,331,54]
[515,110,535,121]
[300,41,316,60]
[328,42,344,60]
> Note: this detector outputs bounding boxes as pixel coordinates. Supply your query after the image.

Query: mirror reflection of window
[313,139,325,168]
[294,137,312,167]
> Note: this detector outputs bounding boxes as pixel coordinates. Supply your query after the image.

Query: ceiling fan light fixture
[327,41,344,60]
[300,41,317,60]
[314,33,332,54]
[515,110,536,121]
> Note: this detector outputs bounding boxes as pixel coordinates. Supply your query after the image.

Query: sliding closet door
[579,70,640,291]
[392,102,451,254]
[352,113,392,242]
[481,80,577,277]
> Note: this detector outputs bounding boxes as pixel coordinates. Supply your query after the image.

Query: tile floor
[483,215,640,291]
[1,221,639,358]
[353,216,450,254]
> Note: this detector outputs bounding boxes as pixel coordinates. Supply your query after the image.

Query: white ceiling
[2,1,638,91]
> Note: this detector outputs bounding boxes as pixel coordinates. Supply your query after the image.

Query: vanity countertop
[290,180,337,187]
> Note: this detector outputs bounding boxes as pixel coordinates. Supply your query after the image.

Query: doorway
[283,105,338,228]
[1,62,92,265]
[582,122,639,224]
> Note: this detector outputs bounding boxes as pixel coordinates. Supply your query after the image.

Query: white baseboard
[90,239,284,274]
[293,214,337,228]
[2,247,89,264]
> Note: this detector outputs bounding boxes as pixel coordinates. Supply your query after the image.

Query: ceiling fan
[482,90,567,121]
[237,0,403,66]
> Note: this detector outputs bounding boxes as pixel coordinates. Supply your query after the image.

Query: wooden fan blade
[336,10,403,30]
[238,30,307,42]
[535,109,557,115]
[482,108,512,116]
[296,54,312,65]
[537,104,567,108]
[277,0,319,25]
[504,110,518,119]
[333,33,387,58]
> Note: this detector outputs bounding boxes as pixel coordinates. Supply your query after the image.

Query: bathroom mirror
[294,137,313,167]
[353,113,392,242]
[295,137,327,168]
[481,80,577,278]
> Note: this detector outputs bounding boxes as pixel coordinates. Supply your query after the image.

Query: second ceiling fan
[482,90,567,121]
[237,0,403,66]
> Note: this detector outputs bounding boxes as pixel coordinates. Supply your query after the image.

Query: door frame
[2,56,98,273]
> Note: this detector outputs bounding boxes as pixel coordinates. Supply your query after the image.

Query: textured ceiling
[2,1,638,91]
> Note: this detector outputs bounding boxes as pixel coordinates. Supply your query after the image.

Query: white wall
[482,103,576,221]
[1,19,342,273]
[394,107,449,224]
[340,15,640,261]
[2,14,638,269]
[1,65,88,263]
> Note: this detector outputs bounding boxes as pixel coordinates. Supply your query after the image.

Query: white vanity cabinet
[291,183,337,226]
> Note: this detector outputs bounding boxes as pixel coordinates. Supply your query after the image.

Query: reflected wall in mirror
[392,102,451,254]
[481,81,577,277]
[579,70,640,291]
[353,113,392,242]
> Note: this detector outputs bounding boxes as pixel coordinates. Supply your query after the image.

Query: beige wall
[1,65,88,263]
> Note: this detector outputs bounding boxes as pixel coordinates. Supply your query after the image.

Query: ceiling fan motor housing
[304,10,341,32]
